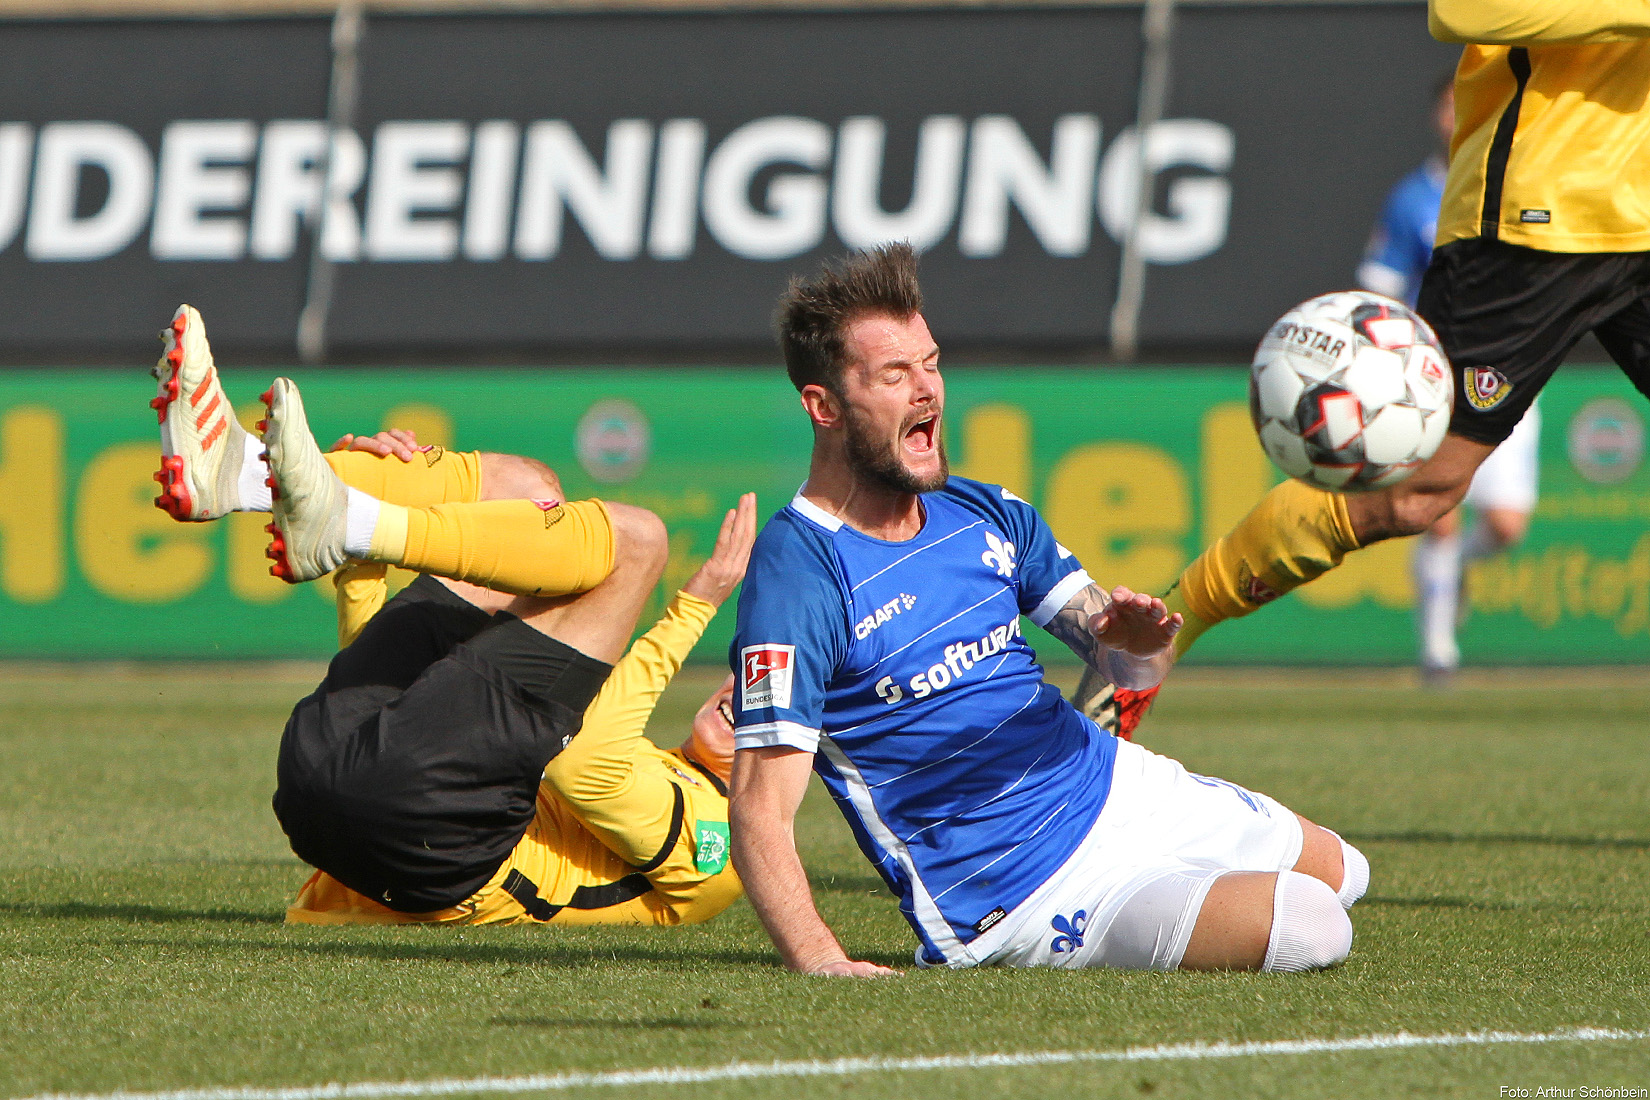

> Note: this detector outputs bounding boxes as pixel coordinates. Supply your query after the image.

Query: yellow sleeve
[1431,0,1650,43]
[541,590,717,866]
[333,560,389,649]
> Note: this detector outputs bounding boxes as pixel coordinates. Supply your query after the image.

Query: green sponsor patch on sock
[694,821,730,875]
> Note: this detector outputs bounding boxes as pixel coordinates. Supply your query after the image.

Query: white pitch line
[19,1027,1647,1100]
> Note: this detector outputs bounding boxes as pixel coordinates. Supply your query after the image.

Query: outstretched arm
[1430,0,1650,43]
[729,746,898,977]
[1043,583,1181,691]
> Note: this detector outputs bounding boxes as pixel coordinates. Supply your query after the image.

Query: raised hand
[682,493,757,608]
[1089,585,1182,658]
[329,428,422,462]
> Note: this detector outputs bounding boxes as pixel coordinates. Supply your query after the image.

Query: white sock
[238,434,272,512]
[1261,872,1353,972]
[1411,531,1460,670]
[343,487,381,558]
[1331,833,1369,909]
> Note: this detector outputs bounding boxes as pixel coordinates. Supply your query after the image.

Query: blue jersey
[730,477,1115,967]
[1357,156,1446,307]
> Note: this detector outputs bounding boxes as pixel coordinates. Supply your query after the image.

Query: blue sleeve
[728,516,847,753]
[1359,170,1438,306]
[945,479,1092,627]
[1365,185,1416,276]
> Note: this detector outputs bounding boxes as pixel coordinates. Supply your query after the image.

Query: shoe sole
[151,308,233,521]
[256,386,297,582]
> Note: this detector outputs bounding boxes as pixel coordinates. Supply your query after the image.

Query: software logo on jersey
[741,644,795,710]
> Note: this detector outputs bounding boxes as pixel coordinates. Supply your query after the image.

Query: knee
[606,502,669,577]
[480,452,562,501]
[1261,871,1353,972]
[1485,509,1529,548]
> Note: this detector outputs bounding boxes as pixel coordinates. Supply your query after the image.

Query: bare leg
[1346,432,1495,543]
[429,454,669,663]
[503,503,668,664]
[1179,815,1352,971]
[1291,815,1345,891]
[435,453,568,614]
[1179,872,1277,970]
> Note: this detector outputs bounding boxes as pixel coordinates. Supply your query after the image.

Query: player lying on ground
[151,305,751,925]
[729,244,1368,976]
[1084,0,1650,733]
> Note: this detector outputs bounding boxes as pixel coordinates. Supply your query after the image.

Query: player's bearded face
[841,401,949,494]
[836,311,949,494]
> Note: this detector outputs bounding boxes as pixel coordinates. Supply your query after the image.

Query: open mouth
[716,700,735,729]
[903,415,938,455]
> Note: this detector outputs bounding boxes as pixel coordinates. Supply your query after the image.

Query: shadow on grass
[1343,831,1650,850]
[0,901,281,925]
[1363,894,1604,912]
[811,874,894,896]
[75,934,783,968]
[489,1015,727,1030]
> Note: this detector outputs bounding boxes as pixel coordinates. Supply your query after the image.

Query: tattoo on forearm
[1045,583,1110,672]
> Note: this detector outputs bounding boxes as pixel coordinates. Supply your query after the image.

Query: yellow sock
[324,447,482,508]
[1163,585,1211,661]
[366,497,614,598]
[1170,480,1359,656]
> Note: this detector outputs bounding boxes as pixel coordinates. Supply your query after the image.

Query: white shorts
[1463,402,1540,513]
[966,739,1304,970]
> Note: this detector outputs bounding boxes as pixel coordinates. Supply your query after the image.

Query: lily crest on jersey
[982,531,1018,578]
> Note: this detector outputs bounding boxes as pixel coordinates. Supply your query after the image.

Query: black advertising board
[0,5,1455,358]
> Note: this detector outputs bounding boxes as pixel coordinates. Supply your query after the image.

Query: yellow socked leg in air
[1170,479,1360,659]
[323,447,482,509]
[368,498,615,598]
[323,449,487,646]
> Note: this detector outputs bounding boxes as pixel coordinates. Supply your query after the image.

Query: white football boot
[151,305,249,521]
[260,377,350,584]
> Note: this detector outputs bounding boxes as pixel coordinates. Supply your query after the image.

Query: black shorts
[272,576,612,913]
[1417,238,1650,445]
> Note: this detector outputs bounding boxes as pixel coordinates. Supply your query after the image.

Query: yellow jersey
[1432,0,1650,252]
[288,588,741,928]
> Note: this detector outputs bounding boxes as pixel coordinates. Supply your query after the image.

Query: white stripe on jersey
[816,734,971,965]
[868,588,1016,671]
[931,798,1072,903]
[868,683,1041,790]
[904,722,1071,843]
[1030,569,1094,627]
[733,719,824,753]
[849,520,985,593]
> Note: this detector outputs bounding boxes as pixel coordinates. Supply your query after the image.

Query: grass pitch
[1,663,1646,1099]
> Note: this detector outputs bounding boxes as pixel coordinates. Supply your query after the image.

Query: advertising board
[2,366,1644,664]
[0,6,1456,355]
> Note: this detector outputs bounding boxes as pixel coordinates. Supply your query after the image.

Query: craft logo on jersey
[1465,366,1512,411]
[982,531,1017,578]
[740,644,795,710]
[854,593,918,639]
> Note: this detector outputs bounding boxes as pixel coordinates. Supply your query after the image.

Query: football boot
[1077,679,1161,742]
[260,377,349,583]
[151,305,248,521]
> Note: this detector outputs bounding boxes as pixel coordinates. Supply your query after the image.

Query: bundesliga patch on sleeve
[740,644,795,710]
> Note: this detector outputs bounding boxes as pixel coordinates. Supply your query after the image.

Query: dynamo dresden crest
[1464,366,1513,411]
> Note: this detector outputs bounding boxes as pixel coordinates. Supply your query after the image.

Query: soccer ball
[1249,291,1453,493]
